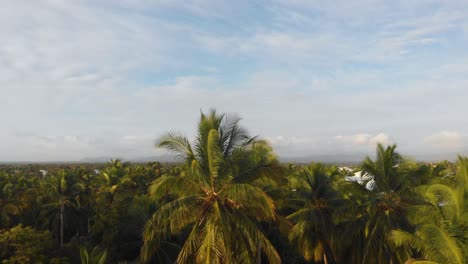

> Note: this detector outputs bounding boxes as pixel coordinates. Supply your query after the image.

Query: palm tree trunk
[257,242,261,264]
[60,199,64,248]
[87,216,91,234]
[323,243,336,264]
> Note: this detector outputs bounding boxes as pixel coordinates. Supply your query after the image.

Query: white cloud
[10,134,94,161]
[5,132,159,162]
[369,133,391,146]
[196,31,350,66]
[360,11,463,61]
[424,131,464,150]
[266,136,317,148]
[1,1,468,161]
[336,134,371,146]
[336,133,392,147]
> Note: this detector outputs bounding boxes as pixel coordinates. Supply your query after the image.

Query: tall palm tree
[41,171,84,248]
[358,144,418,263]
[287,163,343,264]
[141,110,281,264]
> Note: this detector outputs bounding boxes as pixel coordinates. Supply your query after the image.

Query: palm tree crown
[141,109,281,264]
[287,163,342,264]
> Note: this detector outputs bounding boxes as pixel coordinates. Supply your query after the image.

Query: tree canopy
[0,109,466,264]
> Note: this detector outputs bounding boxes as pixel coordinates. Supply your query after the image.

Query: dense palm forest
[1,110,467,264]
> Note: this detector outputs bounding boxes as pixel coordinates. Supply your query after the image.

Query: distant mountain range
[2,150,465,164]
[77,153,367,164]
[79,155,179,163]
[278,153,367,164]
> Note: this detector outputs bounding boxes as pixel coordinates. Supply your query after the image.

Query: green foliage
[80,246,107,264]
[389,156,468,264]
[0,225,57,263]
[287,163,342,263]
[142,110,280,264]
[0,110,466,264]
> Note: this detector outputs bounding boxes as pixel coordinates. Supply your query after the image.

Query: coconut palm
[141,110,281,264]
[330,174,371,264]
[358,144,419,263]
[390,156,468,264]
[287,163,343,264]
[0,174,21,228]
[40,171,84,248]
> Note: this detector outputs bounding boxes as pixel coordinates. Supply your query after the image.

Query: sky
[1,0,468,162]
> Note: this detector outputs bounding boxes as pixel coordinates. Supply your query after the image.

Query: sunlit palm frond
[390,229,425,252]
[220,183,276,222]
[457,155,468,190]
[391,224,464,264]
[141,196,204,262]
[176,222,203,263]
[417,225,465,264]
[207,129,223,182]
[148,175,205,200]
[195,109,224,169]
[425,184,462,223]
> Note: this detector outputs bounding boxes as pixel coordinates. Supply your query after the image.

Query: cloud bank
[1,0,467,161]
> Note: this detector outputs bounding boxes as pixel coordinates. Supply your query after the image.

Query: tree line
[0,110,467,263]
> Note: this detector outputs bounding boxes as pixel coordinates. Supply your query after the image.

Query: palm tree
[358,144,418,263]
[92,160,140,254]
[141,110,281,264]
[100,159,129,196]
[41,171,84,248]
[360,144,403,192]
[390,156,468,264]
[287,163,343,264]
[0,174,21,228]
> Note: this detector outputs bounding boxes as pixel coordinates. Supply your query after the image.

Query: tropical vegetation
[0,109,466,263]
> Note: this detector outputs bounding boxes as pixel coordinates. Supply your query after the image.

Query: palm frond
[390,229,425,251]
[148,175,205,200]
[457,155,468,190]
[227,210,281,264]
[142,196,204,262]
[219,114,252,157]
[220,183,276,222]
[156,131,195,162]
[425,184,462,222]
[207,129,223,183]
[391,224,464,264]
[195,109,224,170]
[417,224,464,264]
[176,223,203,264]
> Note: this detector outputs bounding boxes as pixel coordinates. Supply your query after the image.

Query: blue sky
[1,0,468,161]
